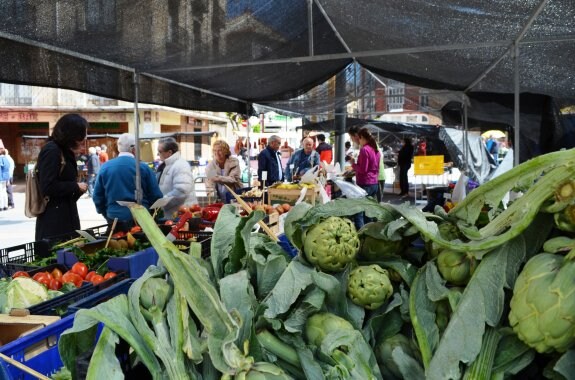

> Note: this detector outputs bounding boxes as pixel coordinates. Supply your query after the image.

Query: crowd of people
[30,113,429,240]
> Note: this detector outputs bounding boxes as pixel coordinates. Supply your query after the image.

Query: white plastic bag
[300,165,319,184]
[451,173,468,203]
[333,179,367,199]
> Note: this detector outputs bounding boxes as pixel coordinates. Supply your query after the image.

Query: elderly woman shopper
[156,137,197,218]
[35,114,89,240]
[206,140,242,203]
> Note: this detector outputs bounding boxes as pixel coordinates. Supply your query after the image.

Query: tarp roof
[1,0,573,117]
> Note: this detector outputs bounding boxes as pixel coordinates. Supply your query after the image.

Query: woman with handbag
[35,114,89,241]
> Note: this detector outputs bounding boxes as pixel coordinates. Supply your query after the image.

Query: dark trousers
[105,218,134,235]
[377,180,385,202]
[353,183,379,230]
[399,164,410,195]
[6,178,13,207]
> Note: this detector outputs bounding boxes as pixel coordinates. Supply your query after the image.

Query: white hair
[117,133,136,152]
[89,146,97,154]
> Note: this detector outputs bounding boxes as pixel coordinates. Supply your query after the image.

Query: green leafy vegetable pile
[57,148,575,379]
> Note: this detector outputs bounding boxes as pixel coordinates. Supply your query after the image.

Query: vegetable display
[54,148,575,379]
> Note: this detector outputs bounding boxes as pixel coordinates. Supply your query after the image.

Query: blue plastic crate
[0,314,75,379]
[107,247,158,278]
[278,234,298,258]
[67,278,135,314]
[57,247,158,279]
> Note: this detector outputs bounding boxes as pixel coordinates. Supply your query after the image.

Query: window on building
[86,0,116,31]
[420,95,429,108]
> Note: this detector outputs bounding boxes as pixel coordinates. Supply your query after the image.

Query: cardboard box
[268,186,320,206]
[0,314,60,348]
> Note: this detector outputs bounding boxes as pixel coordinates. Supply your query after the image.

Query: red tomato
[32,272,51,287]
[51,268,63,281]
[85,271,97,282]
[130,226,142,234]
[103,272,117,280]
[61,272,83,288]
[90,275,105,285]
[12,271,30,279]
[189,204,202,212]
[178,205,189,214]
[112,231,126,239]
[49,278,63,291]
[164,220,174,226]
[71,262,88,279]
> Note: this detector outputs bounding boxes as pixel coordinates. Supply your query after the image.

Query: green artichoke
[139,277,173,322]
[305,312,355,347]
[303,216,360,272]
[347,265,393,310]
[425,222,462,258]
[437,249,476,286]
[509,252,575,353]
[358,221,405,260]
[375,334,420,379]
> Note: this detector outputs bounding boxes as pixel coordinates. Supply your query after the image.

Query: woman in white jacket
[157,137,197,218]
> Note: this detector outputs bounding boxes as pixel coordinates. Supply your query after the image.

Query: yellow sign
[414,155,444,175]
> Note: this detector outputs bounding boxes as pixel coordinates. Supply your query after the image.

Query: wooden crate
[0,314,61,347]
[268,186,320,206]
[265,212,280,235]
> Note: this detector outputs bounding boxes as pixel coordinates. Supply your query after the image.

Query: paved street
[0,184,106,250]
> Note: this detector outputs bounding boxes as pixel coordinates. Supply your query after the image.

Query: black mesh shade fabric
[0,0,573,112]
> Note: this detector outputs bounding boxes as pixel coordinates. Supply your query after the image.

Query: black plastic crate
[42,223,109,248]
[0,241,51,277]
[175,231,212,258]
[26,268,128,316]
[67,278,136,314]
[27,263,69,277]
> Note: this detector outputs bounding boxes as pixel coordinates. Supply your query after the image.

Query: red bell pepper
[202,206,221,222]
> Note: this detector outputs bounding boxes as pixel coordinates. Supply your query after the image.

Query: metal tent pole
[133,72,142,204]
[246,104,251,186]
[308,0,314,56]
[462,95,469,175]
[514,43,520,166]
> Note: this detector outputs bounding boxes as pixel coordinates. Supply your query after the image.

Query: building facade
[0,84,229,179]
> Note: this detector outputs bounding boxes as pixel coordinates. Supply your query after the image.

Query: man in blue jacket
[93,133,163,233]
[257,135,283,186]
[285,137,320,182]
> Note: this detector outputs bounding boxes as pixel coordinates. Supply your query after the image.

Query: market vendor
[284,137,320,182]
[205,140,242,203]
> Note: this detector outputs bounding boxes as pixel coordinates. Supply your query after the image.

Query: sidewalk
[0,183,106,249]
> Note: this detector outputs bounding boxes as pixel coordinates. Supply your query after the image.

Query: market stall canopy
[300,118,441,137]
[439,128,497,184]
[0,0,573,117]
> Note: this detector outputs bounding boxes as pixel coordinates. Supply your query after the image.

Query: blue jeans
[88,175,97,196]
[353,184,379,230]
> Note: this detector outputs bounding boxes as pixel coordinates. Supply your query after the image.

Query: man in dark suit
[257,135,283,187]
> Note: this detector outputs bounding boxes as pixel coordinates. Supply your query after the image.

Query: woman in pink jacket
[348,128,380,228]
[350,128,380,196]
